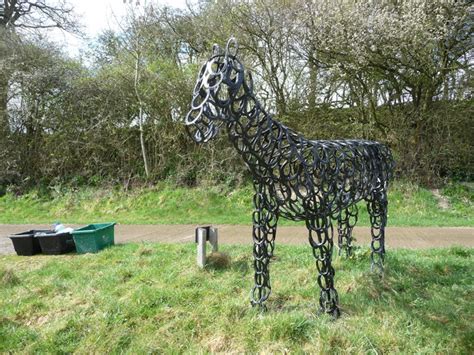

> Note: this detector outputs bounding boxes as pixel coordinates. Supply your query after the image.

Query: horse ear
[212,43,222,56]
[225,37,238,58]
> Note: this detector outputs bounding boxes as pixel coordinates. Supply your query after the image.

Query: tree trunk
[0,30,11,135]
[308,60,317,110]
[138,105,149,178]
[0,75,8,135]
[134,52,150,178]
[307,42,318,110]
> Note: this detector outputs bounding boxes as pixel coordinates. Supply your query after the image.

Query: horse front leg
[337,204,358,257]
[265,210,277,258]
[250,184,278,310]
[307,214,340,318]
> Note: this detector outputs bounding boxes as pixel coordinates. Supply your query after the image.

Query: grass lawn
[0,243,472,353]
[0,181,472,226]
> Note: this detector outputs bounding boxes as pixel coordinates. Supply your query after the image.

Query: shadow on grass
[340,248,472,345]
[245,247,472,328]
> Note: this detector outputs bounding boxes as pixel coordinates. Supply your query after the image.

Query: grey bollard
[208,227,218,252]
[195,226,219,268]
[196,227,207,268]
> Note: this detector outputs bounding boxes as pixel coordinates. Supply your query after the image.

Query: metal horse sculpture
[184,38,394,317]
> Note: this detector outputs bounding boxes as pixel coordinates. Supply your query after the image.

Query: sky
[51,0,187,57]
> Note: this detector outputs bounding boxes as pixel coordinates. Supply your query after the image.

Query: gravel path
[1,224,473,255]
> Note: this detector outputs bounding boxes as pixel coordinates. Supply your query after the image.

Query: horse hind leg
[337,204,358,257]
[366,186,388,274]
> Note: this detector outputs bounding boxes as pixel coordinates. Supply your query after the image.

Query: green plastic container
[72,223,116,254]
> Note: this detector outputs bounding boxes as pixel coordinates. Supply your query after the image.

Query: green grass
[0,244,472,353]
[0,181,472,226]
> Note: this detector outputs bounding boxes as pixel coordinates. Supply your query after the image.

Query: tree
[228,0,303,115]
[115,2,152,178]
[0,0,76,30]
[0,0,77,133]
[292,0,473,176]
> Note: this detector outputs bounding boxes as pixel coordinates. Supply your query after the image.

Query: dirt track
[1,224,473,255]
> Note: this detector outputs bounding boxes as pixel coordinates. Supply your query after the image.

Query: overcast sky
[53,0,187,57]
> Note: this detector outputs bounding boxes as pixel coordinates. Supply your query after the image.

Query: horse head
[184,37,251,143]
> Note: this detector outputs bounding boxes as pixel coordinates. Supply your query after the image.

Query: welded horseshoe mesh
[184,38,394,317]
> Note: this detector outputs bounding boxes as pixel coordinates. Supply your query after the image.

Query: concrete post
[196,227,207,268]
[195,226,219,268]
[209,227,218,252]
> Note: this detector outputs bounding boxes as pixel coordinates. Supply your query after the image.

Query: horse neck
[225,86,293,178]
